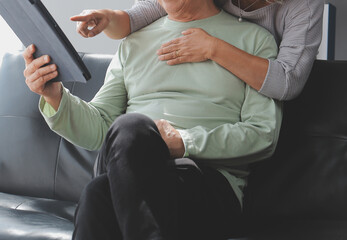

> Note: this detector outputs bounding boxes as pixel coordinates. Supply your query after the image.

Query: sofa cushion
[0,192,75,240]
[0,52,112,202]
[244,60,347,223]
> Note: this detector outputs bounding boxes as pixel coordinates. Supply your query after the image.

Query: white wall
[0,16,22,66]
[41,0,135,54]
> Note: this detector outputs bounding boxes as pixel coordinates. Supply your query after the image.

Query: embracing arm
[262,0,324,100]
[158,0,324,101]
[71,9,131,39]
[213,0,324,100]
[125,0,166,32]
[71,1,166,39]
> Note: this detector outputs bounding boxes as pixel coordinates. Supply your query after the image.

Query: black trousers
[73,113,242,240]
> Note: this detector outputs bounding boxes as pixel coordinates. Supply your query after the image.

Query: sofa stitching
[14,200,28,210]
[306,132,347,141]
[53,137,63,199]
[52,54,82,198]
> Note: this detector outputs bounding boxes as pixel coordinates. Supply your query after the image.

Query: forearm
[40,88,114,151]
[103,10,131,39]
[177,85,282,164]
[125,0,166,33]
[209,37,269,91]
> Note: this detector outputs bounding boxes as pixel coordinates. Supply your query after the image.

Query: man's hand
[154,119,185,159]
[23,44,62,111]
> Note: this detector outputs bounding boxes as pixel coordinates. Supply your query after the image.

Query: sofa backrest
[0,52,112,202]
[244,60,347,222]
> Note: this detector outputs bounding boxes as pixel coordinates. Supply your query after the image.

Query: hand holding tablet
[23,44,63,111]
[0,0,91,83]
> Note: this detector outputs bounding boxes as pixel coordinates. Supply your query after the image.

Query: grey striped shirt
[125,0,324,100]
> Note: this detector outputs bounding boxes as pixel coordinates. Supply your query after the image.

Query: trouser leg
[172,159,243,240]
[97,113,176,240]
[73,173,122,240]
[76,113,242,240]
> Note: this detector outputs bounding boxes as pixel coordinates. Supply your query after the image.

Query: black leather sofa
[0,52,346,240]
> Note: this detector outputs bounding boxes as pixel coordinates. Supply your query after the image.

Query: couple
[23,0,283,239]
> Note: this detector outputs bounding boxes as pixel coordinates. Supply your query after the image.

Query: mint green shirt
[40,11,282,205]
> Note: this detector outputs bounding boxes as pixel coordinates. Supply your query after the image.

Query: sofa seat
[246,219,347,240]
[1,52,347,240]
[0,192,75,240]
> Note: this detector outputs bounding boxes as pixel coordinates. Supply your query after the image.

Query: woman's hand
[71,9,111,38]
[154,119,185,159]
[157,28,217,65]
[70,9,131,40]
[23,45,62,111]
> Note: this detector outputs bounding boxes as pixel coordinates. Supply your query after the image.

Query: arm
[211,0,324,100]
[176,30,282,163]
[157,0,324,100]
[40,51,127,151]
[70,9,131,39]
[177,86,282,163]
[261,0,324,100]
[71,1,166,39]
[125,0,167,33]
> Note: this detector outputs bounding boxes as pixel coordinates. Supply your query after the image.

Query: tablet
[0,0,91,83]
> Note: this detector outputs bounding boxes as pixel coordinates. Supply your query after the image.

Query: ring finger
[26,64,57,83]
[158,50,181,61]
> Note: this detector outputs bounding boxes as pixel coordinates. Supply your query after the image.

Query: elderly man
[23,0,281,239]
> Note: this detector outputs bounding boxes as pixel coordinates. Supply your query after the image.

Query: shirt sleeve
[125,0,167,33]
[177,86,282,164]
[259,0,324,100]
[177,30,282,165]
[39,48,127,151]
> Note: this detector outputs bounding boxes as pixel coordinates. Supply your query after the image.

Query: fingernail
[45,56,49,61]
[51,64,56,70]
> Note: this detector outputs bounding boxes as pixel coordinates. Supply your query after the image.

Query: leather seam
[14,200,28,210]
[52,54,81,199]
[52,56,78,199]
[307,133,347,141]
[53,137,63,199]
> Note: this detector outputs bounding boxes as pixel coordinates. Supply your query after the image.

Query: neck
[167,2,220,22]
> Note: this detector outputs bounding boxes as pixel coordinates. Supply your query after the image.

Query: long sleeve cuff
[259,59,287,101]
[39,87,68,123]
[177,129,190,158]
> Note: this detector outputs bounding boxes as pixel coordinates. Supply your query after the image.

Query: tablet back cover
[0,0,91,83]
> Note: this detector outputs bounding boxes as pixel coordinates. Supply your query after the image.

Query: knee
[111,113,155,132]
[105,113,159,146]
[100,113,169,169]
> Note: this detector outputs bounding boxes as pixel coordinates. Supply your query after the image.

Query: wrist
[206,36,219,60]
[105,10,130,39]
[43,84,63,111]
